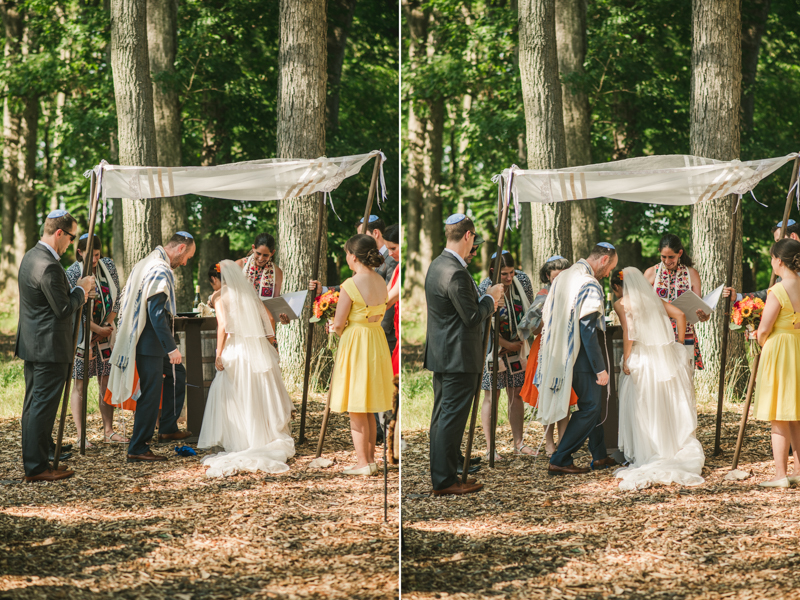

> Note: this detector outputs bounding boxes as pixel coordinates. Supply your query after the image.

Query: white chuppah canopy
[500,152,798,208]
[88,150,386,203]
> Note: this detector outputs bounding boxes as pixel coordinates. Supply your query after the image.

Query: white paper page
[262,290,308,321]
[702,285,724,310]
[670,290,713,325]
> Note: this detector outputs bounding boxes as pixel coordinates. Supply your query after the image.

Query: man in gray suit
[424,214,503,496]
[16,210,95,482]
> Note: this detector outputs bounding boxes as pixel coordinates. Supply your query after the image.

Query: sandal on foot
[484,450,503,462]
[104,432,129,444]
[514,444,536,456]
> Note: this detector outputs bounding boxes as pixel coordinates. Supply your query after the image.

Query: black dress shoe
[49,451,71,462]
[458,455,482,466]
[49,443,72,453]
[456,463,480,475]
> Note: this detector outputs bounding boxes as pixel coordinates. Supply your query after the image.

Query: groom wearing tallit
[107,232,196,462]
[535,243,618,475]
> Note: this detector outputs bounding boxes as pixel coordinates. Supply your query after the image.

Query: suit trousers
[22,361,69,477]
[430,371,480,490]
[128,354,186,456]
[550,370,607,467]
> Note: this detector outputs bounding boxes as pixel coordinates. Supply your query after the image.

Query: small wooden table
[598,324,623,455]
[174,315,217,439]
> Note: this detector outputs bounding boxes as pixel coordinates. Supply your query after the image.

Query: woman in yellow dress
[330,234,394,475]
[753,238,800,488]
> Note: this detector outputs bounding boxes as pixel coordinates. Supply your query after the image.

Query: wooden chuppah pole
[731,157,800,469]
[713,200,739,456]
[462,170,514,483]
[79,176,101,456]
[298,194,327,445]
[488,182,505,468]
[315,155,382,458]
[54,171,99,468]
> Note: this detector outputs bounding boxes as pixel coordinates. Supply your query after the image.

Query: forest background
[0,0,398,396]
[402,0,800,427]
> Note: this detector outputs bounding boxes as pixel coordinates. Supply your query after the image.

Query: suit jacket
[378,248,398,346]
[16,244,85,364]
[137,292,179,357]
[423,250,495,374]
[573,312,606,374]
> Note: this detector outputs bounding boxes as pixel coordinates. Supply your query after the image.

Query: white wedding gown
[197,333,295,477]
[614,268,705,491]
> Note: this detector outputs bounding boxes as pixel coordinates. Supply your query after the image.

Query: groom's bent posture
[16,210,95,482]
[107,232,196,462]
[424,214,503,496]
[535,243,619,475]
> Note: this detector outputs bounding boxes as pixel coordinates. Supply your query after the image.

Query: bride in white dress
[611,267,705,490]
[197,260,295,477]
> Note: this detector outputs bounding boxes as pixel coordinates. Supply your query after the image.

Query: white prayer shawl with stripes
[106,246,176,406]
[534,260,604,426]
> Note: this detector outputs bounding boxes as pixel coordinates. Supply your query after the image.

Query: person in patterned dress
[477,250,535,459]
[644,234,711,371]
[235,232,289,345]
[65,234,126,446]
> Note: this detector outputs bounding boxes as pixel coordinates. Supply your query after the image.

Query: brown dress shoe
[433,481,484,496]
[591,457,617,470]
[158,431,192,442]
[548,463,590,475]
[127,450,168,463]
[25,468,74,483]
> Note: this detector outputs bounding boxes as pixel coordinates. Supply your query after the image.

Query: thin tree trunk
[277,0,327,389]
[519,0,571,267]
[418,93,443,289]
[326,0,356,133]
[110,132,126,282]
[148,0,191,310]
[690,0,744,392]
[0,2,22,289]
[13,95,38,272]
[556,0,596,261]
[740,0,770,135]
[197,109,230,302]
[401,0,426,308]
[111,0,161,276]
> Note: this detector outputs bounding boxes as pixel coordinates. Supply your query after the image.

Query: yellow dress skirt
[753,283,800,421]
[329,278,394,414]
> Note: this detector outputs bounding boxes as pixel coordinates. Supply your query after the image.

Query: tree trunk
[111,0,161,276]
[13,95,38,272]
[0,2,22,290]
[690,0,744,392]
[740,0,770,135]
[556,0,596,261]
[277,0,327,390]
[418,93,444,289]
[197,108,230,303]
[326,0,356,133]
[519,0,571,268]
[148,0,192,311]
[401,0,426,309]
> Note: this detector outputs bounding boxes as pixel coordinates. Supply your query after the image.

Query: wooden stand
[173,315,218,439]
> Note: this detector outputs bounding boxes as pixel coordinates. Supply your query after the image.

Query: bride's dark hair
[610,269,624,291]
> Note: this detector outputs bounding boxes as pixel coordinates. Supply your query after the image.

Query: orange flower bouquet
[730,296,765,340]
[310,289,340,349]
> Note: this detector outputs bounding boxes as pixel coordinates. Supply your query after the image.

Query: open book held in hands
[262,290,308,321]
[670,285,723,325]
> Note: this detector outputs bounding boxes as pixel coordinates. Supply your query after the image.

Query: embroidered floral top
[478,271,534,342]
[66,257,121,325]
[243,254,276,299]
[653,262,704,370]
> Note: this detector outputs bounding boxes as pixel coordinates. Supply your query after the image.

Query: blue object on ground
[175,445,197,457]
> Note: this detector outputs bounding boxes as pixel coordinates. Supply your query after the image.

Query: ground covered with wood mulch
[401,409,800,599]
[0,395,399,600]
